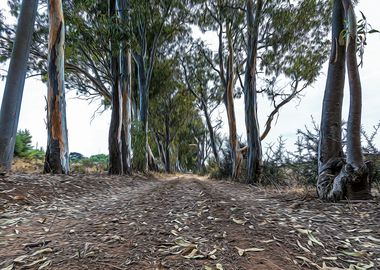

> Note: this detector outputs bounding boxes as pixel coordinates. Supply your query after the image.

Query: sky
[0,1,379,157]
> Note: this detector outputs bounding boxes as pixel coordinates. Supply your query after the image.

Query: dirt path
[0,174,379,270]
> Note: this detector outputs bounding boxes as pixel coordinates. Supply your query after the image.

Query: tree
[317,0,372,201]
[107,0,124,174]
[196,0,246,179]
[244,0,263,183]
[196,0,331,181]
[150,57,197,172]
[182,43,223,168]
[44,0,69,174]
[0,0,38,173]
[118,0,133,175]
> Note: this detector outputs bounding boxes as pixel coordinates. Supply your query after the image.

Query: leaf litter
[0,173,379,269]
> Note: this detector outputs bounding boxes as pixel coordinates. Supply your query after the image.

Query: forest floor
[0,173,379,270]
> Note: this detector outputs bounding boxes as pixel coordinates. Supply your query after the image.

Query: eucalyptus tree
[0,0,134,174]
[149,57,197,172]
[44,0,69,174]
[318,0,372,201]
[196,0,331,181]
[129,0,189,171]
[195,0,246,179]
[182,43,223,167]
[0,0,38,173]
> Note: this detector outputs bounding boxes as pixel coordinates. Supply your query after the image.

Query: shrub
[14,129,33,157]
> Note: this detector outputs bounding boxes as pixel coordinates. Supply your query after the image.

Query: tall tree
[197,0,246,179]
[130,0,187,171]
[182,43,223,168]
[108,0,124,174]
[244,0,263,183]
[318,0,371,201]
[0,0,39,173]
[118,0,133,175]
[44,0,69,174]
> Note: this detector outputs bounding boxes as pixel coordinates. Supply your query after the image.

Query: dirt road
[0,174,379,269]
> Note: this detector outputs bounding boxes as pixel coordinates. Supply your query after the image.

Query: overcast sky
[0,1,379,157]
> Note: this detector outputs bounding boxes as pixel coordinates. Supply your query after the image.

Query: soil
[0,173,379,270]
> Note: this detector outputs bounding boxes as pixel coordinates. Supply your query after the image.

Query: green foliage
[14,129,33,157]
[13,130,45,160]
[132,120,146,171]
[70,153,109,173]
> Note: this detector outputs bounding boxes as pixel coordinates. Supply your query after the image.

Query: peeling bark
[0,0,38,172]
[44,0,69,174]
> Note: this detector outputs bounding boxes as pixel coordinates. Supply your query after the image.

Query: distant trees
[0,0,38,173]
[318,0,372,201]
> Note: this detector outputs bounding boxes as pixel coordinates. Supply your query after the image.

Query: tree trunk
[120,52,132,175]
[317,0,346,199]
[44,0,69,174]
[164,112,171,173]
[134,54,149,171]
[202,105,220,166]
[147,143,158,171]
[343,0,371,200]
[155,132,166,167]
[317,0,371,201]
[0,0,38,173]
[118,0,132,175]
[224,25,242,180]
[244,0,263,184]
[108,0,123,175]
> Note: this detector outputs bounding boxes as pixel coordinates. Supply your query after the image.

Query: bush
[70,153,109,173]
[69,152,84,162]
[14,129,33,157]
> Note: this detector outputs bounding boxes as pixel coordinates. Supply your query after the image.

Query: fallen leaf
[175,237,196,248]
[307,232,324,248]
[340,251,366,257]
[321,262,345,270]
[31,248,53,257]
[13,255,29,263]
[235,246,264,256]
[1,264,14,270]
[216,263,224,270]
[12,195,27,201]
[182,248,204,259]
[321,257,337,261]
[296,256,321,269]
[296,228,312,235]
[24,257,47,267]
[297,240,311,253]
[0,218,20,227]
[38,260,52,269]
[367,236,380,243]
[232,218,246,225]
